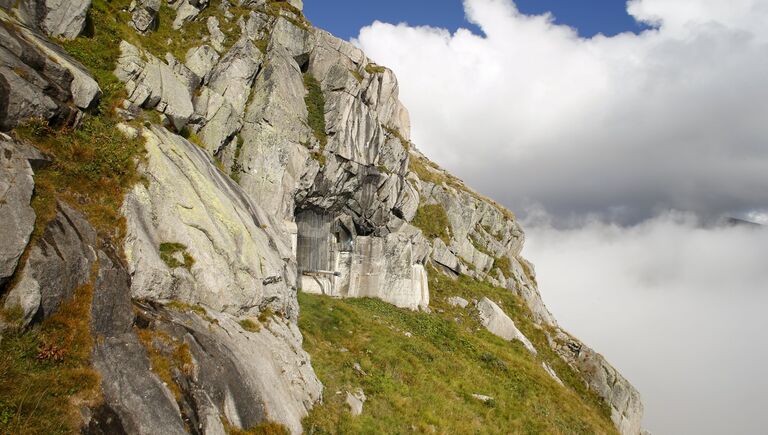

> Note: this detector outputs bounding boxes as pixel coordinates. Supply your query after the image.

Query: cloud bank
[356,0,768,224]
[523,216,768,435]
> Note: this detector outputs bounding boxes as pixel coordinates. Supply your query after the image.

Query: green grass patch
[239,319,261,333]
[0,283,99,435]
[159,243,195,270]
[411,204,452,245]
[493,256,512,279]
[224,419,290,435]
[364,63,386,74]
[349,69,363,83]
[265,0,311,30]
[136,328,194,402]
[303,73,327,150]
[298,274,617,434]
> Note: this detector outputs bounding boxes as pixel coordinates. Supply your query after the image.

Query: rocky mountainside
[0,1,643,434]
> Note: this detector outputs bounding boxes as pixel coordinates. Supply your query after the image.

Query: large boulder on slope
[476,297,537,355]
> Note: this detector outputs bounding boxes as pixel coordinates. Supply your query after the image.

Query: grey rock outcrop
[415,156,557,327]
[115,41,195,130]
[476,297,537,355]
[122,126,297,318]
[130,0,161,34]
[93,333,189,435]
[0,136,41,287]
[207,16,226,52]
[3,0,91,40]
[40,0,91,39]
[550,329,644,435]
[185,45,219,84]
[3,202,97,325]
[170,0,209,30]
[108,301,322,435]
[0,9,101,129]
[447,296,469,308]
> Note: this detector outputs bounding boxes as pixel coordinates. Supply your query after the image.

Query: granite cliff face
[0,1,643,434]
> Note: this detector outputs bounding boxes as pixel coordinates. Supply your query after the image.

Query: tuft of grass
[411,204,452,245]
[364,63,386,75]
[350,69,364,83]
[136,328,193,402]
[159,242,195,270]
[303,73,327,149]
[239,319,261,333]
[382,125,410,151]
[493,256,512,279]
[224,418,290,435]
[0,283,100,434]
[265,0,311,30]
[298,276,617,434]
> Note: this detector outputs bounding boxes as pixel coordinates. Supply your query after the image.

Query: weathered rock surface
[130,0,161,34]
[3,0,91,40]
[0,136,41,287]
[3,202,97,325]
[128,303,322,435]
[115,41,195,130]
[416,161,557,327]
[93,333,188,435]
[447,296,469,308]
[41,0,91,39]
[0,9,101,129]
[476,297,537,355]
[550,329,644,435]
[122,126,297,319]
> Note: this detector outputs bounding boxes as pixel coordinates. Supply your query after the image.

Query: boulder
[41,0,91,39]
[115,41,195,130]
[130,0,161,34]
[476,297,537,355]
[207,16,226,52]
[345,389,366,416]
[171,0,206,30]
[3,202,97,325]
[447,296,469,308]
[0,137,42,287]
[185,45,219,84]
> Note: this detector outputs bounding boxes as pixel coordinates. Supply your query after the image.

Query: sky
[305,1,768,433]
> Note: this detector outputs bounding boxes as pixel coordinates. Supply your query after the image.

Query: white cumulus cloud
[356,0,768,224]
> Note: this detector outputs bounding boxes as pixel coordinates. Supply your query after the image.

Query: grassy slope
[300,270,616,434]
